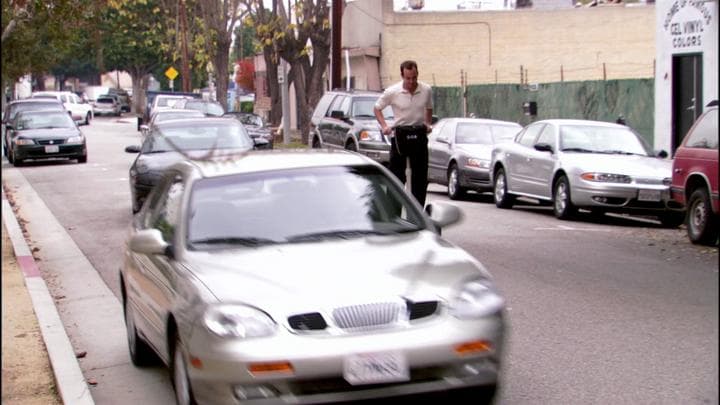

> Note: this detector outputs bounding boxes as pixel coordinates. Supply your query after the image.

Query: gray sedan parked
[120,150,506,405]
[428,118,522,200]
[490,119,685,226]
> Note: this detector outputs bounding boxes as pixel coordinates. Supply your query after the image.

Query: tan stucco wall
[379,0,656,87]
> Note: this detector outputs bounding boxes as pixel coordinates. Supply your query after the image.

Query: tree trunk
[214,37,231,109]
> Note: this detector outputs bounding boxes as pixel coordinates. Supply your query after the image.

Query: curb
[1,189,95,405]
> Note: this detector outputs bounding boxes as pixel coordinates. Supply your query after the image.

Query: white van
[31,91,94,125]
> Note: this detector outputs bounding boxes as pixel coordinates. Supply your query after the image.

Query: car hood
[184,231,488,312]
[17,128,80,139]
[356,117,394,130]
[560,153,672,178]
[455,143,493,159]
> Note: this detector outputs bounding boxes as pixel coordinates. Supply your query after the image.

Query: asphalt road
[10,116,719,404]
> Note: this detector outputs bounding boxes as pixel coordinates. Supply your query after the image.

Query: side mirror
[330,110,346,120]
[656,150,669,158]
[534,143,553,153]
[425,201,463,231]
[5,123,13,130]
[431,115,440,124]
[125,145,141,153]
[129,229,171,256]
[436,136,449,144]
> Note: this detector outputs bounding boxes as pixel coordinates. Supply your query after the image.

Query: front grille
[635,177,665,185]
[333,301,405,329]
[288,312,327,331]
[37,139,66,145]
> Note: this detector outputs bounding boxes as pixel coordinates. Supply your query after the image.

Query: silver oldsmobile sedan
[490,119,685,226]
[120,149,506,405]
[428,118,522,200]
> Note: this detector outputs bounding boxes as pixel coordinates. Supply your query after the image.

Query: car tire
[84,112,91,125]
[171,333,197,405]
[7,149,14,163]
[447,164,466,200]
[686,188,719,245]
[124,297,156,367]
[78,154,87,164]
[311,137,321,149]
[493,168,514,209]
[553,175,577,219]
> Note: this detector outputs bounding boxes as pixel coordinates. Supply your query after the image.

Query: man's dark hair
[400,60,418,75]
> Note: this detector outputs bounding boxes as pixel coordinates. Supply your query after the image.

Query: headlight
[467,158,490,169]
[450,278,505,319]
[359,130,382,142]
[204,305,276,338]
[66,135,84,144]
[14,138,34,145]
[580,172,632,183]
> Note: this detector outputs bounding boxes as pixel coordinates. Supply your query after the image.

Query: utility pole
[331,0,342,90]
[179,0,191,92]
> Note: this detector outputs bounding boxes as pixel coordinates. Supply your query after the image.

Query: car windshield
[352,98,393,119]
[455,123,493,144]
[186,101,224,116]
[16,111,75,130]
[186,165,426,249]
[10,103,64,120]
[236,114,263,126]
[559,125,652,155]
[97,98,115,104]
[142,122,253,153]
[156,97,188,108]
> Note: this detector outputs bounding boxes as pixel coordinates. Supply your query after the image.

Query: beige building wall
[379,0,656,87]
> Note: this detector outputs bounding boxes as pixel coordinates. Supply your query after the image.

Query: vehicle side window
[151,174,184,243]
[517,124,545,147]
[535,124,557,150]
[328,95,348,116]
[312,94,335,122]
[684,109,718,149]
[430,120,448,141]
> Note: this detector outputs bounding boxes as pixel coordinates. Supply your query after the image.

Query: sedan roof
[532,119,627,128]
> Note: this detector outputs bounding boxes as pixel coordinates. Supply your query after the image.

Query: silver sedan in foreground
[120,149,505,405]
[490,119,685,226]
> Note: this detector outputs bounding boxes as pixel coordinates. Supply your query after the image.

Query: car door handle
[674,168,683,173]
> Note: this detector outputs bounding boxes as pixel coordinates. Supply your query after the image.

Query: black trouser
[390,125,429,207]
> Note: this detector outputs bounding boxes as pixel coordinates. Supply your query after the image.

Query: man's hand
[381,125,392,136]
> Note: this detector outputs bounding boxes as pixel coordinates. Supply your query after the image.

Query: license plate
[638,189,661,202]
[44,145,59,153]
[343,351,409,385]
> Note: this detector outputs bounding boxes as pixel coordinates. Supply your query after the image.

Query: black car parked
[124,117,268,213]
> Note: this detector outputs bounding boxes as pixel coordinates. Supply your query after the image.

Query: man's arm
[374,106,392,136]
[425,107,433,132]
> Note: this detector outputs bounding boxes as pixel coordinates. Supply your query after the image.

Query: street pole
[331,0,342,89]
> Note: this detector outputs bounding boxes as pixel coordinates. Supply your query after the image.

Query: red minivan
[670,101,718,245]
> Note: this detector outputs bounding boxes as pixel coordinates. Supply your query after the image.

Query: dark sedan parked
[3,98,69,156]
[223,112,274,149]
[428,118,522,200]
[7,109,87,166]
[124,117,268,213]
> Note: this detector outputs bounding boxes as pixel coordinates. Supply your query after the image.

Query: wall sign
[663,0,713,49]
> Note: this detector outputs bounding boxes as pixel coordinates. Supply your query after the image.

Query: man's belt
[394,124,427,134]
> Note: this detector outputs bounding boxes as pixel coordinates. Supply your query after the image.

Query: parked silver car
[490,119,684,226]
[428,117,522,200]
[120,150,505,405]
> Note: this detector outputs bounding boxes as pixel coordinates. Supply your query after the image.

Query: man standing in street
[373,60,434,206]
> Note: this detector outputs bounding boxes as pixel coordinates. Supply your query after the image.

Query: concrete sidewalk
[2,188,94,405]
[2,162,175,404]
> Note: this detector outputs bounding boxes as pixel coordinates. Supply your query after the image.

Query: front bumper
[460,166,493,191]
[185,313,504,404]
[571,180,680,213]
[13,143,85,162]
[358,142,390,164]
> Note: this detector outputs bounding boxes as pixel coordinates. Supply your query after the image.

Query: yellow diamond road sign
[165,66,179,81]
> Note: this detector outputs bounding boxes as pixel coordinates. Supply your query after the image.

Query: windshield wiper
[189,236,278,247]
[560,147,597,153]
[598,150,643,156]
[287,229,386,242]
